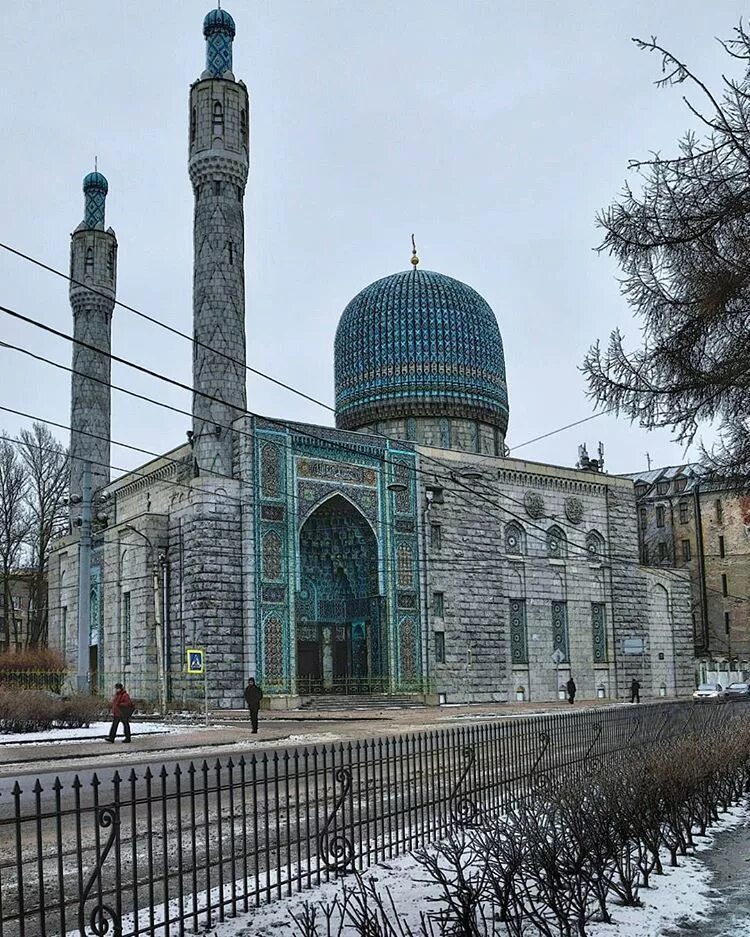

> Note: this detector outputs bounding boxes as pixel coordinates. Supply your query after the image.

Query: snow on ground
[205,805,749,937]
[0,721,194,745]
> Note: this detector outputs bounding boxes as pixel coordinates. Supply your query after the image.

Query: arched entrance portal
[297,495,384,694]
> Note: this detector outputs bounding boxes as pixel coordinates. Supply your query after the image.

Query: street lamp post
[123,526,166,713]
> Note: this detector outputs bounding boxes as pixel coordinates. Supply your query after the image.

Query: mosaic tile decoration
[592,602,607,663]
[203,8,235,77]
[334,268,509,430]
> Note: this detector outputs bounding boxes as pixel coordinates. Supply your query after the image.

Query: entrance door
[297,630,323,694]
[332,625,350,693]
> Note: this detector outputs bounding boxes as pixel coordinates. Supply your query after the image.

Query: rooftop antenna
[646,452,652,471]
[410,233,419,270]
[94,155,98,172]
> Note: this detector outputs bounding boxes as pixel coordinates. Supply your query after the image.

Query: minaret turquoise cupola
[203,7,236,78]
[69,171,117,514]
[82,171,109,229]
[189,7,249,478]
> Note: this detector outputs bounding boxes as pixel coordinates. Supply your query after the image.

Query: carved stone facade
[45,8,695,708]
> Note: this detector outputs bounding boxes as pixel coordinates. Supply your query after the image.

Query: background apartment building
[627,465,750,664]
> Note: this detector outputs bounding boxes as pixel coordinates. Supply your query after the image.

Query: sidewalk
[0,697,638,777]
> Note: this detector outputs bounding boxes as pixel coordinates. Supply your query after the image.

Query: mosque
[48,9,694,707]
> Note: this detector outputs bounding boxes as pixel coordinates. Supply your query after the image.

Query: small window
[212,100,224,134]
[430,523,442,550]
[675,477,687,492]
[214,181,222,197]
[435,631,446,665]
[639,506,647,530]
[715,499,723,523]
[505,522,525,555]
[719,536,725,558]
[12,596,20,610]
[657,481,669,495]
[227,240,233,265]
[547,525,567,559]
[725,611,730,635]
[85,246,94,271]
[190,106,197,143]
[107,246,115,279]
[656,505,665,528]
[432,591,444,618]
[586,530,605,559]
[240,108,248,147]
[658,542,667,561]
[635,484,647,498]
[722,574,728,597]
[679,501,689,524]
[681,539,691,562]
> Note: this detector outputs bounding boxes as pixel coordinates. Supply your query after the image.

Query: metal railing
[0,701,744,937]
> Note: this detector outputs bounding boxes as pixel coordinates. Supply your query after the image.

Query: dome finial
[410,233,419,270]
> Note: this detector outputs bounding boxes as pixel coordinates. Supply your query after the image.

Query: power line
[1,299,738,604]
[0,241,335,414]
[1,240,612,455]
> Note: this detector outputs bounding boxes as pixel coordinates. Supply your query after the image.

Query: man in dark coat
[107,683,133,743]
[244,677,263,733]
[566,676,577,705]
[630,678,641,704]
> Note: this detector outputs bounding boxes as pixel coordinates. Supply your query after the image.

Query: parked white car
[692,682,725,702]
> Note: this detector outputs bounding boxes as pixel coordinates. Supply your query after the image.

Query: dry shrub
[0,648,68,693]
[0,688,104,733]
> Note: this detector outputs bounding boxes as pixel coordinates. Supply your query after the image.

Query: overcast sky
[0,1,743,477]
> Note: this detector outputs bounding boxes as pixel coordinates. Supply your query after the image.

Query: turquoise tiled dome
[335,268,509,432]
[83,171,108,194]
[203,8,236,35]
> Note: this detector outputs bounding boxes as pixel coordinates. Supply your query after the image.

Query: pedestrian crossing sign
[186,648,205,674]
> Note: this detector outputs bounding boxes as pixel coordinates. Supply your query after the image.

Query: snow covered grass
[0,721,193,745]
[207,806,748,937]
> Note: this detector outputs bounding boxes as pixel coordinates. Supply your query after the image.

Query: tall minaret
[189,8,249,478]
[69,171,117,513]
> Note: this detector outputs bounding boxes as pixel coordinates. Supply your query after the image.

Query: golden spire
[410,233,419,270]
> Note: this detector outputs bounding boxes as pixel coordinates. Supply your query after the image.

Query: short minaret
[69,171,117,515]
[189,7,249,478]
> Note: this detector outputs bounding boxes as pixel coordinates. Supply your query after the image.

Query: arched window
[240,108,248,148]
[212,100,224,134]
[107,246,115,279]
[85,246,94,272]
[586,530,605,560]
[190,107,197,144]
[546,525,567,559]
[505,521,526,555]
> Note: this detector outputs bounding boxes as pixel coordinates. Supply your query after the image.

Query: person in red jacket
[107,683,133,743]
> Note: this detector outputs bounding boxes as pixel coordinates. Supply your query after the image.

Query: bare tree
[584,22,750,479]
[0,438,29,648]
[17,423,68,647]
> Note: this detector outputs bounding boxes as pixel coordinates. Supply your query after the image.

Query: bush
[0,648,68,693]
[0,688,105,733]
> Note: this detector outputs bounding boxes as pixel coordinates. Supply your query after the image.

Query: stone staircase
[300,694,427,712]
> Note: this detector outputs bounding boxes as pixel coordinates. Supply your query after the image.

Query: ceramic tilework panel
[592,602,607,663]
[509,598,528,664]
[334,269,509,431]
[552,601,569,661]
[203,9,235,76]
[252,420,423,694]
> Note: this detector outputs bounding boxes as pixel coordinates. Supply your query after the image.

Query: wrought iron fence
[0,700,744,937]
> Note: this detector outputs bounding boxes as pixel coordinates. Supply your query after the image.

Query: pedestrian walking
[244,677,263,733]
[566,676,577,705]
[630,678,641,704]
[107,682,134,743]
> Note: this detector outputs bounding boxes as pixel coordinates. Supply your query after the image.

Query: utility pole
[76,461,92,694]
